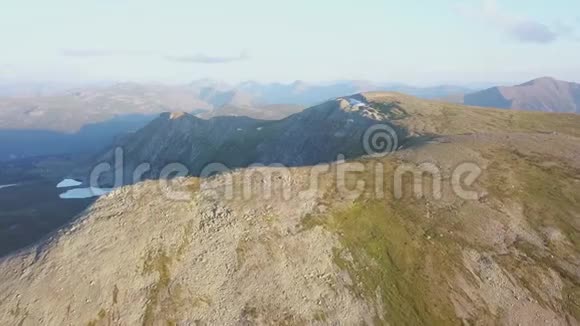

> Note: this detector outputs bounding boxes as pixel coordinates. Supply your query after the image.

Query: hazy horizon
[2,0,579,84]
[0,76,572,90]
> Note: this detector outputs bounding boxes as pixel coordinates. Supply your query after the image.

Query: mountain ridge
[463,77,580,113]
[73,94,407,185]
[73,91,580,187]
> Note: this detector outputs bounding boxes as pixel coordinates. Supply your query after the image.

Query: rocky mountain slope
[463,77,580,113]
[1,93,579,325]
[73,95,407,185]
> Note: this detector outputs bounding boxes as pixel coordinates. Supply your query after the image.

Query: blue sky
[1,0,579,85]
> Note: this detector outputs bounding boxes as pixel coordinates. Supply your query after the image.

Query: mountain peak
[169,111,187,120]
[159,111,194,120]
[534,76,556,81]
[464,77,580,113]
[521,76,558,86]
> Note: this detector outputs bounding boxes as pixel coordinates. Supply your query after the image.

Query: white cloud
[61,49,152,57]
[457,0,576,44]
[61,48,249,64]
[165,51,249,64]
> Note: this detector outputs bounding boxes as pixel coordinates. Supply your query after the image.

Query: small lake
[56,179,83,188]
[0,184,18,190]
[59,187,113,199]
[56,178,112,199]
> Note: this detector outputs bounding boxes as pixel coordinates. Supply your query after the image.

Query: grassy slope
[302,94,580,324]
[304,154,579,323]
[303,161,461,325]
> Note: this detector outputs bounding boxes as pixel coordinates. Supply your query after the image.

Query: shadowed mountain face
[464,77,580,113]
[74,96,408,185]
[0,114,157,160]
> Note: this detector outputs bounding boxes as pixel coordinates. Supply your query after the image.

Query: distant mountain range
[0,81,106,97]
[461,77,580,113]
[2,77,579,161]
[0,80,477,132]
[0,80,474,160]
[0,83,209,160]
